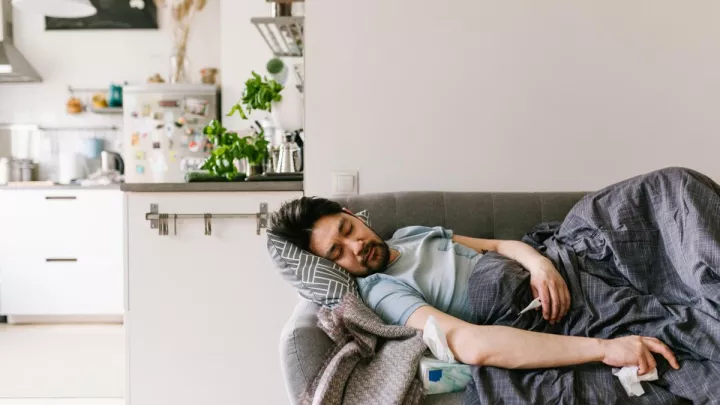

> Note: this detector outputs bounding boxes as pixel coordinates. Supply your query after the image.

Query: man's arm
[453,235,571,324]
[407,305,679,375]
[452,235,547,274]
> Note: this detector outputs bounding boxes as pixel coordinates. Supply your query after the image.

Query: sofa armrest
[279,300,334,404]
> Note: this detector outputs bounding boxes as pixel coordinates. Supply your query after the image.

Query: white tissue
[612,366,658,397]
[422,316,457,363]
[420,317,472,395]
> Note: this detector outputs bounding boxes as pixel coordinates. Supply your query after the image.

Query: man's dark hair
[269,197,344,251]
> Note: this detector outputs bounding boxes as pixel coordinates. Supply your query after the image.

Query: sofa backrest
[279,191,586,404]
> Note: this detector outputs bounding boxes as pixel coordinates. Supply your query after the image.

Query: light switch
[332,171,359,196]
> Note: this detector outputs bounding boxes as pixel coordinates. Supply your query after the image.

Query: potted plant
[228,69,303,132]
[200,119,268,179]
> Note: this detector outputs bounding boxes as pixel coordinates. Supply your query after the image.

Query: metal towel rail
[145,203,268,236]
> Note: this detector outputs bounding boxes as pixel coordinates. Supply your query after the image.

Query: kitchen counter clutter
[121,180,303,192]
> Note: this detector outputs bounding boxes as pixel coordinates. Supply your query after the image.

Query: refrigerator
[122,84,219,183]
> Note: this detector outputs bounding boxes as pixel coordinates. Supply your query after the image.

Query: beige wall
[304,0,720,196]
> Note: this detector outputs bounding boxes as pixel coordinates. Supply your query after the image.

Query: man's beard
[359,240,391,276]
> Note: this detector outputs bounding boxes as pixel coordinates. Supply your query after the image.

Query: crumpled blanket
[464,167,720,405]
[302,294,427,405]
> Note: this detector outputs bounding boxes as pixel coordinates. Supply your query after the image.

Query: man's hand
[528,259,571,325]
[601,336,681,375]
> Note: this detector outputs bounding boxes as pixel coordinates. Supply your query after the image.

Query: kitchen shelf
[89,106,123,114]
[251,16,304,57]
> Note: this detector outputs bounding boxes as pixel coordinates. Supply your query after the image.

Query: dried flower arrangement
[154,0,208,83]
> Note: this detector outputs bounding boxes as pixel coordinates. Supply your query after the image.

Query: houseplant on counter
[198,119,268,180]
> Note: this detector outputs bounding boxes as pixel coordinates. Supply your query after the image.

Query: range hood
[0,0,41,83]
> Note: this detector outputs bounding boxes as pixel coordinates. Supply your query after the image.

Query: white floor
[0,324,124,405]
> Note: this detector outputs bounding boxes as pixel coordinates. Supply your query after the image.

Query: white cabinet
[125,191,303,405]
[0,188,124,317]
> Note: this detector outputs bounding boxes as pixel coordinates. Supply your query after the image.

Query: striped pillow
[266,211,370,307]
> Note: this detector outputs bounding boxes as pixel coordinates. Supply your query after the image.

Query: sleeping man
[269,167,720,404]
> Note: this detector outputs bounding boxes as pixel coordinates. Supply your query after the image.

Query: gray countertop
[0,184,122,190]
[120,181,304,192]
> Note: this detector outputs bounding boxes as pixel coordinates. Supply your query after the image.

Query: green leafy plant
[200,119,269,179]
[226,71,284,119]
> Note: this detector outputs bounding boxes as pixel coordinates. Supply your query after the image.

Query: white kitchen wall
[0,0,220,126]
[304,0,720,196]
[219,0,273,131]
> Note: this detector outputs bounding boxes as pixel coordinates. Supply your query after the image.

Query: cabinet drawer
[0,255,123,315]
[0,190,123,257]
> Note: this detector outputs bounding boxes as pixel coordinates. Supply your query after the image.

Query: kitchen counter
[0,184,122,190]
[120,181,304,193]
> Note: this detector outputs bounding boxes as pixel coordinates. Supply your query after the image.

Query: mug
[108,84,123,107]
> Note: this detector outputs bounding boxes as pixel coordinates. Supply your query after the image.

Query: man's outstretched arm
[406,305,679,375]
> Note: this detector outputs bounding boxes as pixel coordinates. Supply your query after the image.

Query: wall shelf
[251,16,304,57]
[89,106,123,115]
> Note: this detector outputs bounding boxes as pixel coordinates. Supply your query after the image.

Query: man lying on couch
[270,167,720,402]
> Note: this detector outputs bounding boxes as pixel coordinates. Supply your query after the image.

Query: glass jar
[169,46,191,84]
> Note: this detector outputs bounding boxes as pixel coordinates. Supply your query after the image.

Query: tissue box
[418,356,473,395]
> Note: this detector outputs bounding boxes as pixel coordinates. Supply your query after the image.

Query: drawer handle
[45,196,77,200]
[46,258,78,262]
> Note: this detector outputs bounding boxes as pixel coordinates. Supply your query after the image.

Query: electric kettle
[101,151,125,174]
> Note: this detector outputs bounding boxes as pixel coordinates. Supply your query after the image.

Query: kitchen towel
[612,366,658,397]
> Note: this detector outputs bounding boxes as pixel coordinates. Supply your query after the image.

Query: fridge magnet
[203,138,213,153]
[181,135,191,146]
[168,139,174,150]
[159,99,179,108]
[185,127,194,135]
[142,132,148,138]
[155,123,164,130]
[188,139,201,152]
[186,117,200,125]
[169,150,177,163]
[135,165,145,174]
[153,112,164,120]
[131,111,139,118]
[184,98,209,116]
[131,132,140,146]
[141,104,152,117]
[135,151,146,160]
[174,117,186,128]
[152,141,161,149]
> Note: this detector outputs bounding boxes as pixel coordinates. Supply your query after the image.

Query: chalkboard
[45,0,158,30]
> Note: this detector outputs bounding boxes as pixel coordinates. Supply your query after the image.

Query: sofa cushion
[266,210,370,308]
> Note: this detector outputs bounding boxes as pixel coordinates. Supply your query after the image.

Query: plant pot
[244,158,264,176]
[271,89,304,131]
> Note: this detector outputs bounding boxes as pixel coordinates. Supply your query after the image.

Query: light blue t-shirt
[357,226,483,326]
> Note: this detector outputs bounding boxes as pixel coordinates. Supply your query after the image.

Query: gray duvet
[464,167,720,405]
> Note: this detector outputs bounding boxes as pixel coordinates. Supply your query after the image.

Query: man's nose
[349,239,364,256]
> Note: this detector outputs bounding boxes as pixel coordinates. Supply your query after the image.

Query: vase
[169,46,191,84]
[244,158,264,176]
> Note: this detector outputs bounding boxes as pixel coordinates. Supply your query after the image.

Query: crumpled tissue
[419,316,473,395]
[612,366,658,397]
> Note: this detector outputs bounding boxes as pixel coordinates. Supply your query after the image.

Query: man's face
[309,209,390,277]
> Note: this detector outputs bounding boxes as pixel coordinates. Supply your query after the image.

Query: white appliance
[123,84,218,183]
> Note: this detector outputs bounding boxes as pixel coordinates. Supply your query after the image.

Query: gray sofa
[279,191,586,404]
